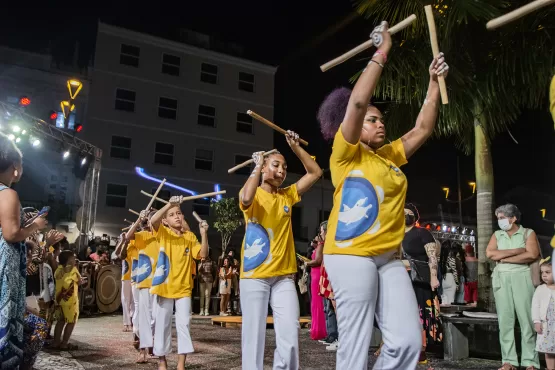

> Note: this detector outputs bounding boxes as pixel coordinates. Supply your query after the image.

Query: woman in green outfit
[486,203,541,370]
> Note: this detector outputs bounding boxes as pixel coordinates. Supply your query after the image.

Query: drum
[95,265,121,313]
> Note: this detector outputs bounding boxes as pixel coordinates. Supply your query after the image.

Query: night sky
[1,1,554,235]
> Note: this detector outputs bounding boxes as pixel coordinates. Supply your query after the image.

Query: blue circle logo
[122,260,129,276]
[131,259,138,282]
[136,254,152,283]
[152,251,170,286]
[243,223,270,272]
[335,177,379,241]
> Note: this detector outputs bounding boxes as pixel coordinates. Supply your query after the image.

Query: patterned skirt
[413,281,443,348]
[318,264,334,300]
[22,312,48,368]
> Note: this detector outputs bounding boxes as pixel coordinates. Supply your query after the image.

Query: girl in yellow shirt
[317,22,448,369]
[239,130,322,370]
[52,250,83,350]
[149,198,209,370]
[115,234,137,333]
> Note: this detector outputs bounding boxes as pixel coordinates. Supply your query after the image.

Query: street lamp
[67,79,83,100]
[469,181,476,194]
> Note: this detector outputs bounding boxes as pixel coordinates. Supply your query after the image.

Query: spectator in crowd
[464,244,478,306]
[198,254,215,316]
[532,258,555,370]
[305,229,326,341]
[218,257,233,316]
[486,203,540,370]
[0,132,47,368]
[440,241,460,305]
[454,243,467,304]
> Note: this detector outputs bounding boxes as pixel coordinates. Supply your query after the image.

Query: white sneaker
[204,310,210,316]
[326,340,339,351]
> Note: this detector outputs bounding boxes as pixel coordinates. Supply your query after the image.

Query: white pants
[138,288,157,349]
[121,280,134,326]
[131,284,140,335]
[240,276,299,370]
[153,296,194,356]
[199,281,211,313]
[325,253,421,370]
[441,273,456,305]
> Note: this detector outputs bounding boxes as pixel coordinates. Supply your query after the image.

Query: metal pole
[457,156,463,228]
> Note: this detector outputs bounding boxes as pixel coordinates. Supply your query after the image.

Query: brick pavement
[35,314,502,369]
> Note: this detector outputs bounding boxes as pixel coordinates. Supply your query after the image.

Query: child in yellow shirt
[238,130,322,370]
[52,250,83,350]
[149,198,209,370]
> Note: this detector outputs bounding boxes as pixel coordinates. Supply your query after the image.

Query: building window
[162,53,180,76]
[193,198,210,216]
[154,142,174,166]
[234,155,251,175]
[238,72,255,92]
[120,44,140,67]
[200,63,218,84]
[158,97,177,120]
[236,112,253,134]
[152,188,171,210]
[195,149,213,171]
[197,105,216,127]
[110,136,131,159]
[106,183,127,208]
[115,89,136,112]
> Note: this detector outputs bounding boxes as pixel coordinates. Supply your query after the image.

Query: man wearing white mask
[486,203,541,370]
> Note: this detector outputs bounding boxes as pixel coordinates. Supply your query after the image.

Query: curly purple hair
[317,87,352,140]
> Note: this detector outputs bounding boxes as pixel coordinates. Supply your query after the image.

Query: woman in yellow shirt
[52,250,82,350]
[317,22,448,369]
[149,198,209,370]
[239,130,322,370]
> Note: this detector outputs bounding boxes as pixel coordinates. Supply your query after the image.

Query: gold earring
[13,169,18,177]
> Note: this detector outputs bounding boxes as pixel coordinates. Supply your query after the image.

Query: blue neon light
[135,167,223,201]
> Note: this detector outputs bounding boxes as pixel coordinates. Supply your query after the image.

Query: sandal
[498,364,517,370]
[136,352,148,364]
[59,343,78,350]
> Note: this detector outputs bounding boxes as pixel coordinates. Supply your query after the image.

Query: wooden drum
[95,265,121,313]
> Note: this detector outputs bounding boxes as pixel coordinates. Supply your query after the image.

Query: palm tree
[350,0,555,310]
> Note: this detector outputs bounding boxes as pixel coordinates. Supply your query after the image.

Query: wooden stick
[487,0,555,30]
[192,211,203,223]
[320,14,417,72]
[140,190,226,204]
[247,111,309,146]
[124,219,133,224]
[424,5,448,105]
[227,149,279,174]
[144,179,167,213]
[122,226,131,231]
[129,209,140,216]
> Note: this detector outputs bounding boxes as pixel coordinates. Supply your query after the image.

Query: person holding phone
[0,133,47,368]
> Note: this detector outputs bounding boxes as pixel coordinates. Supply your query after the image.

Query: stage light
[12,125,20,133]
[7,134,15,140]
[442,225,448,232]
[31,138,40,147]
[15,137,21,143]
[81,156,87,166]
[49,111,58,120]
[21,130,26,135]
[19,96,31,106]
[75,124,83,133]
[63,150,70,159]
[452,226,457,233]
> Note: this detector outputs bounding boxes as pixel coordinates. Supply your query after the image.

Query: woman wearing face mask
[317,22,448,370]
[486,203,541,370]
[239,131,322,370]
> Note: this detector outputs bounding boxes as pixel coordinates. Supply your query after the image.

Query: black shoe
[318,337,331,344]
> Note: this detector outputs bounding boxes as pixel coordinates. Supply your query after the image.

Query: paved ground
[36,314,503,369]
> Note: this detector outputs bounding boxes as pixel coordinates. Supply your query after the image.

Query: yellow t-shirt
[122,241,138,281]
[324,127,408,257]
[150,226,201,299]
[239,184,300,279]
[133,231,160,289]
[550,75,555,128]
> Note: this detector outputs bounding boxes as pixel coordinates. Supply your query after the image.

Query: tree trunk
[474,114,495,312]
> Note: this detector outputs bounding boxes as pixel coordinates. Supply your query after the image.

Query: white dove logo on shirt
[136,263,150,277]
[154,265,167,278]
[338,197,372,225]
[244,238,266,259]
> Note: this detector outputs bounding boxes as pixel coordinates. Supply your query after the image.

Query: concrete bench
[442,315,498,361]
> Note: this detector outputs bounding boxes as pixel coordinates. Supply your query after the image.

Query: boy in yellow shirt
[239,130,321,370]
[149,197,209,370]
